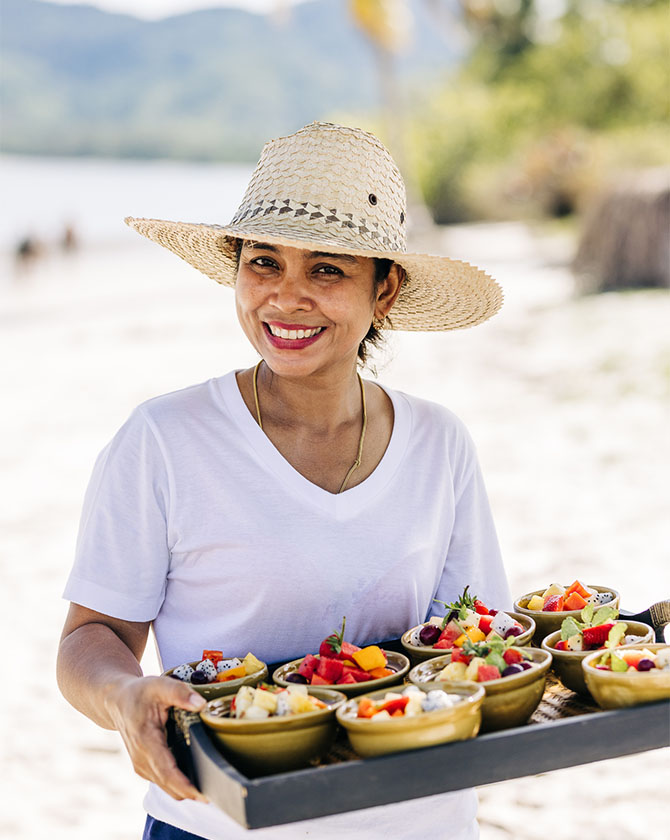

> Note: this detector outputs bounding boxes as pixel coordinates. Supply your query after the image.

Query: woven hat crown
[227,122,407,253]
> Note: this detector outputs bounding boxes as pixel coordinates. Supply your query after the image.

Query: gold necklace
[252,360,367,494]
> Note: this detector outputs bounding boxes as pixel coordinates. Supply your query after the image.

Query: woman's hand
[57,605,209,804]
[106,674,209,803]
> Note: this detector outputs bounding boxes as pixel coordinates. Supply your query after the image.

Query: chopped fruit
[310,673,330,685]
[451,647,469,664]
[355,686,460,719]
[477,664,502,682]
[474,599,490,615]
[478,614,494,635]
[563,591,588,611]
[439,661,468,680]
[543,583,567,599]
[437,620,463,646]
[379,696,410,715]
[202,649,223,665]
[367,667,394,679]
[543,594,565,612]
[316,657,343,682]
[554,640,569,651]
[351,645,387,672]
[565,580,592,599]
[242,652,264,675]
[433,638,453,649]
[215,665,246,682]
[465,626,486,644]
[453,634,468,647]
[298,654,319,680]
[503,648,523,665]
[582,623,616,648]
[526,595,545,611]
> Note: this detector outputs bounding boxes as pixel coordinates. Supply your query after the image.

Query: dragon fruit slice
[586,591,614,606]
[491,611,517,638]
[171,663,194,682]
[216,657,243,673]
[194,659,217,682]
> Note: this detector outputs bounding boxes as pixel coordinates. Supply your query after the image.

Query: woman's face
[235,241,400,379]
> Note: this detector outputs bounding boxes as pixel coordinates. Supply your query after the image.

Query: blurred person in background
[57,121,508,840]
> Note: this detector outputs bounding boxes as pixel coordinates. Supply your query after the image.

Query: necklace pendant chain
[252,360,367,494]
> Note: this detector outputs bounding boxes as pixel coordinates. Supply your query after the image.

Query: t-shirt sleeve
[62,407,171,621]
[432,424,511,614]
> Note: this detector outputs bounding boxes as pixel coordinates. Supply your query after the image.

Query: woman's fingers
[112,675,209,803]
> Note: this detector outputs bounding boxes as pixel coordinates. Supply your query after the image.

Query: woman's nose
[269,273,312,312]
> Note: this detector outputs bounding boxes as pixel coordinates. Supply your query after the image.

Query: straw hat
[125,122,502,331]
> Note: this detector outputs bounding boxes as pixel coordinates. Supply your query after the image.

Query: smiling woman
[57,122,508,840]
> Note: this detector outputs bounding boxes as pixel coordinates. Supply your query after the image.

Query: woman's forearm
[57,621,145,729]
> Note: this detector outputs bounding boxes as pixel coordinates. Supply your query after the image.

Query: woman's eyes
[248,258,343,277]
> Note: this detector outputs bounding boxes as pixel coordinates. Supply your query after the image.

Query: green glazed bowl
[542,621,655,696]
[200,686,346,776]
[272,650,410,697]
[401,612,535,666]
[335,682,484,758]
[514,585,620,644]
[582,643,670,709]
[163,659,268,701]
[408,647,552,732]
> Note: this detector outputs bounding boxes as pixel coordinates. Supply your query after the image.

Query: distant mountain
[0,0,462,160]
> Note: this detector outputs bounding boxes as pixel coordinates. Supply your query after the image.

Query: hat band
[229,198,406,253]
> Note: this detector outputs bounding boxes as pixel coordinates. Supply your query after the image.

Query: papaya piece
[351,645,387,672]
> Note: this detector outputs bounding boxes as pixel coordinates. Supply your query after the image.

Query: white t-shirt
[64,371,510,839]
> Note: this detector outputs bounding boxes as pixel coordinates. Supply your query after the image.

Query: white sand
[2,223,668,838]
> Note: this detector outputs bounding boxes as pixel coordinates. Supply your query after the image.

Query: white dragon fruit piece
[421,690,457,712]
[171,663,194,682]
[216,657,243,673]
[585,590,614,606]
[274,692,291,716]
[195,659,218,682]
[491,611,517,637]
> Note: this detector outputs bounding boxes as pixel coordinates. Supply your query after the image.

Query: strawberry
[543,594,565,612]
[582,622,616,649]
[503,648,523,665]
[319,616,348,658]
[554,639,569,651]
[474,599,490,615]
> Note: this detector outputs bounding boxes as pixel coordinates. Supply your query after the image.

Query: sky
[39,0,309,19]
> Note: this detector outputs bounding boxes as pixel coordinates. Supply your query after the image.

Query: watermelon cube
[336,673,358,685]
[316,656,344,682]
[298,654,319,679]
[438,620,463,646]
[477,664,502,682]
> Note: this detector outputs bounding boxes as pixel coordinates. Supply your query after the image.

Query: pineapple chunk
[234,685,256,718]
[526,595,545,611]
[370,710,392,721]
[287,692,317,714]
[242,652,264,675]
[542,583,566,599]
[252,688,278,713]
[438,661,468,681]
[404,695,424,717]
[465,656,486,681]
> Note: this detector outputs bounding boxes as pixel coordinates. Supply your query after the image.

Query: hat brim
[125,217,503,332]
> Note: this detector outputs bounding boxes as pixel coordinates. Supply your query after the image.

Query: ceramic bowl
[272,650,410,697]
[541,621,654,696]
[401,611,535,666]
[582,643,670,709]
[200,686,346,776]
[163,659,268,701]
[408,647,552,731]
[514,585,620,644]
[335,681,484,758]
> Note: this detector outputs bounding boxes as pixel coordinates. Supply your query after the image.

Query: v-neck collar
[214,370,411,518]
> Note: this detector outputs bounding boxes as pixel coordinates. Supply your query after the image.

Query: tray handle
[620,600,670,642]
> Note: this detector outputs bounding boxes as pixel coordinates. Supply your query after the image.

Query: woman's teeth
[267,325,324,340]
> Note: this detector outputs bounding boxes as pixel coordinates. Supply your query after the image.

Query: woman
[58,122,510,839]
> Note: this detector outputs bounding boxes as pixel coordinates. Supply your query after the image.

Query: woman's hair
[235,241,391,368]
[358,258,392,367]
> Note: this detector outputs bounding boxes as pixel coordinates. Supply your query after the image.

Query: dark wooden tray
[169,673,670,830]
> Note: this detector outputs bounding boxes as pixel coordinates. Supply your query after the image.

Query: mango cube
[352,645,386,672]
[465,626,486,643]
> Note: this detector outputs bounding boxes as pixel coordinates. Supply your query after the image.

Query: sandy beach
[2,220,668,839]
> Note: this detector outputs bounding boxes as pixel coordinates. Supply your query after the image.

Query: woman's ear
[375,263,405,319]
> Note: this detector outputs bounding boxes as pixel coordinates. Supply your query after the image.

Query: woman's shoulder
[134,372,234,422]
[380,381,470,434]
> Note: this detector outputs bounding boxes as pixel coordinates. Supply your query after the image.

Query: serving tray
[169,672,670,830]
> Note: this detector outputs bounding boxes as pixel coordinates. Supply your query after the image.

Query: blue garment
[143,815,206,840]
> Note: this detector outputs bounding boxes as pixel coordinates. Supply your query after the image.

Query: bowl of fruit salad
[402,587,534,665]
[514,581,620,644]
[335,682,484,758]
[200,683,346,775]
[164,650,268,700]
[541,607,655,696]
[408,640,552,731]
[272,618,410,697]
[581,643,670,709]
